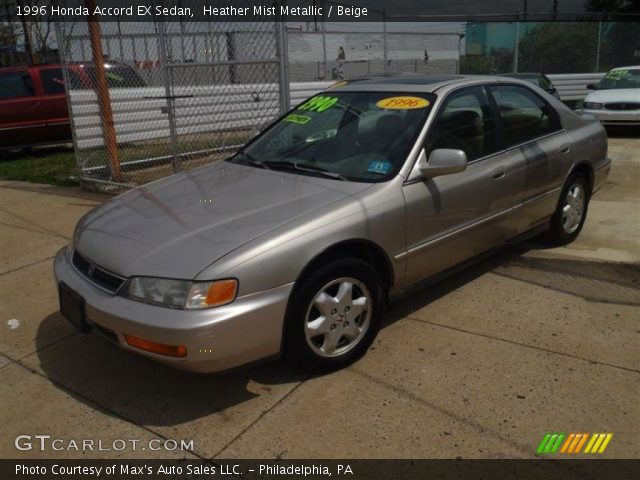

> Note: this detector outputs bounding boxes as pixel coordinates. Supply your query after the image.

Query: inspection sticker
[284,114,312,124]
[376,96,430,109]
[367,160,392,175]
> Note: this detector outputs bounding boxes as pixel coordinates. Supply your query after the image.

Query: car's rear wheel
[284,258,383,369]
[544,173,590,245]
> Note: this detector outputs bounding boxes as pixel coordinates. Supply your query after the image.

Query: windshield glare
[597,69,640,90]
[231,91,435,182]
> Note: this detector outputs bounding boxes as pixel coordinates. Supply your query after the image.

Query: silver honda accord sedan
[54,75,610,372]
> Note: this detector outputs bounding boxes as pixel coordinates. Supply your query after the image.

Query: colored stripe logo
[537,433,613,454]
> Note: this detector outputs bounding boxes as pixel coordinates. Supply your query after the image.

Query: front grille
[72,251,125,293]
[604,102,640,111]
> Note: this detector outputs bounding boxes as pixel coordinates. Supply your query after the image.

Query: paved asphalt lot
[1,135,638,460]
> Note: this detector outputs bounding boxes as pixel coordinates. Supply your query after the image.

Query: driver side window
[424,86,498,162]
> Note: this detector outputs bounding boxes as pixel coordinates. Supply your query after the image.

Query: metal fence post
[383,10,388,74]
[513,21,520,73]
[157,19,181,173]
[275,19,291,114]
[595,20,602,72]
[55,21,82,176]
[321,1,328,79]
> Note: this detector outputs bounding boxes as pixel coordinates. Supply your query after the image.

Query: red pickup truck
[0,63,145,151]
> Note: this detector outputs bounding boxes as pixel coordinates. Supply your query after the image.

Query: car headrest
[375,114,403,136]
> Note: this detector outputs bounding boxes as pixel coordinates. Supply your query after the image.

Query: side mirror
[546,87,557,94]
[586,83,598,90]
[418,148,468,178]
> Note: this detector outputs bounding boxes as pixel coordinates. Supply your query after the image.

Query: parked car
[577,66,640,126]
[499,72,560,99]
[0,62,145,150]
[54,75,610,373]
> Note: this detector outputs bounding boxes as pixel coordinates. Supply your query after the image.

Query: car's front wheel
[284,258,383,369]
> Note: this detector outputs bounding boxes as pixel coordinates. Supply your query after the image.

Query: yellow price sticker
[376,96,430,109]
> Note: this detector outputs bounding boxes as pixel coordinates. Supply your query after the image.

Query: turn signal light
[124,334,187,358]
[205,279,238,307]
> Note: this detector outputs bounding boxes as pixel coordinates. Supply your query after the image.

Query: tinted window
[597,69,640,90]
[540,75,552,89]
[0,71,35,99]
[40,68,66,95]
[424,86,498,161]
[489,85,561,147]
[84,65,146,88]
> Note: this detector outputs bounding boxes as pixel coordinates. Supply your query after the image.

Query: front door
[401,85,516,287]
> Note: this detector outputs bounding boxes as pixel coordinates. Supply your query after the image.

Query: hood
[584,88,640,104]
[74,161,371,279]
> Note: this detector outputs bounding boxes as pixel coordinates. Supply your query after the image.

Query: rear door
[37,66,72,143]
[0,68,43,148]
[487,84,569,234]
[401,85,517,286]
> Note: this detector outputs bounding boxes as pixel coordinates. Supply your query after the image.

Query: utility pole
[84,0,123,182]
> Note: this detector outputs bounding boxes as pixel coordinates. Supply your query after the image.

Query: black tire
[284,258,384,370]
[544,173,591,245]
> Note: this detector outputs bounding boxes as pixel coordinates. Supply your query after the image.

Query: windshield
[597,69,640,90]
[228,91,435,182]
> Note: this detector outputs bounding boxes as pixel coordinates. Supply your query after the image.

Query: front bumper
[579,108,640,126]
[53,247,292,373]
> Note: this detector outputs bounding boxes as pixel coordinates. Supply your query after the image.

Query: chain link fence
[51,15,637,192]
[460,21,639,75]
[57,15,288,191]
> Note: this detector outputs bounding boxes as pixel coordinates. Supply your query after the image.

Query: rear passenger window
[0,72,35,99]
[489,85,561,147]
[40,69,66,95]
[424,86,498,161]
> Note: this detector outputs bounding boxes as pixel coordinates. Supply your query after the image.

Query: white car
[578,66,640,126]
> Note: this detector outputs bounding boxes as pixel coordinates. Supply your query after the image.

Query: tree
[584,0,640,13]
[518,23,600,73]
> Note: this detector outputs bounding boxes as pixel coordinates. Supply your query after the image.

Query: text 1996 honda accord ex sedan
[54,75,610,372]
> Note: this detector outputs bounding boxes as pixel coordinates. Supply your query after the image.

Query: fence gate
[57,15,288,191]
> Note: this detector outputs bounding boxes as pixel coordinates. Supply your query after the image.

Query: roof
[499,72,543,78]
[610,65,640,70]
[331,74,514,93]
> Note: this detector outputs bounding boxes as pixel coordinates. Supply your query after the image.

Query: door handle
[28,102,41,109]
[492,170,506,180]
[559,144,571,155]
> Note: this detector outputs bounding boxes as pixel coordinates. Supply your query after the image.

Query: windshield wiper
[232,149,271,169]
[262,160,348,181]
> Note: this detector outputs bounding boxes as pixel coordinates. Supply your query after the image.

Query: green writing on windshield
[284,114,312,124]
[605,69,629,80]
[106,72,124,82]
[297,95,339,112]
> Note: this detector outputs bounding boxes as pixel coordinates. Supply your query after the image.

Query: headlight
[126,277,238,309]
[582,102,603,110]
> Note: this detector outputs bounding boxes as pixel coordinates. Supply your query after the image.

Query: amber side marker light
[205,279,238,308]
[124,334,187,358]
